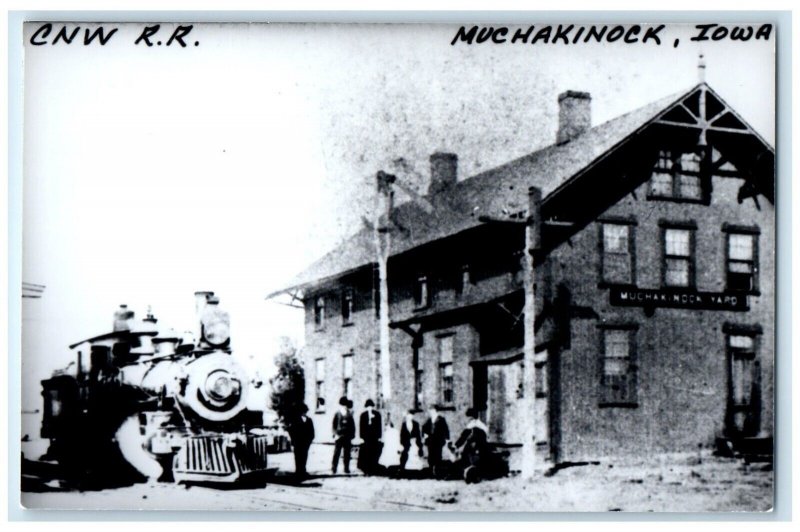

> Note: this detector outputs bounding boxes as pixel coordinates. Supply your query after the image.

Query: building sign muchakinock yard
[609,287,749,311]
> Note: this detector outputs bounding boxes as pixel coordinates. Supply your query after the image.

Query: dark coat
[288,415,315,449]
[454,425,489,466]
[422,415,450,446]
[359,410,382,442]
[399,419,422,449]
[332,410,355,440]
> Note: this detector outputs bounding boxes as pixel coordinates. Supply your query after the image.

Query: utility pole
[522,186,543,478]
[375,170,396,402]
[479,186,543,478]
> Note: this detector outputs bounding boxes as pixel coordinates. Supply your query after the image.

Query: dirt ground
[21,444,773,512]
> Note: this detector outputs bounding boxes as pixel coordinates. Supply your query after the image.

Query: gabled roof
[267,83,772,299]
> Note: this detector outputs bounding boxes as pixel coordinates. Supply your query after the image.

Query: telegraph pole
[375,171,396,402]
[521,186,543,478]
[478,186,543,478]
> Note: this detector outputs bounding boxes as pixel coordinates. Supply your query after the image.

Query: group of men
[286,396,491,479]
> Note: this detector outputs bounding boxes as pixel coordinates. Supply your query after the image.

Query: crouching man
[453,408,489,477]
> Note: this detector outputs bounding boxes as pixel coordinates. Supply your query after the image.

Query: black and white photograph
[18,20,776,512]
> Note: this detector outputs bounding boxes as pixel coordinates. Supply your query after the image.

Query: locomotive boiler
[40,292,272,486]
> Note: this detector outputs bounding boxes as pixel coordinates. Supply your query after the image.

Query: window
[456,264,471,298]
[534,361,547,398]
[342,352,353,399]
[663,227,694,288]
[314,358,326,411]
[413,349,424,410]
[599,327,638,406]
[313,296,325,329]
[727,232,758,292]
[341,289,354,325]
[438,335,455,406]
[414,275,430,308]
[649,150,705,202]
[600,223,634,285]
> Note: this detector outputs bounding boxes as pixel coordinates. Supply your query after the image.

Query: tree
[269,338,306,423]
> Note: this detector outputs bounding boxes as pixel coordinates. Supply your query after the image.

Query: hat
[365,399,375,408]
[466,407,478,419]
[347,399,354,408]
[339,396,348,406]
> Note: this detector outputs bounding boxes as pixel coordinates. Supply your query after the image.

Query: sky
[21,22,775,421]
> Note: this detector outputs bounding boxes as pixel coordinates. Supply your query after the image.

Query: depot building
[268,82,774,465]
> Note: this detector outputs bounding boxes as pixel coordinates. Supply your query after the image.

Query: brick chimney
[556,91,591,144]
[429,152,458,195]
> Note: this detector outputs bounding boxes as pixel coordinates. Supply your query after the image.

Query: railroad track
[178,481,438,511]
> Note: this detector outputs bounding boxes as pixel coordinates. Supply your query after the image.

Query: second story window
[342,352,353,399]
[315,358,326,412]
[663,226,695,288]
[314,296,326,330]
[727,232,758,292]
[649,150,705,202]
[438,334,454,406]
[341,289,354,325]
[600,222,634,285]
[414,275,430,309]
[456,264,471,298]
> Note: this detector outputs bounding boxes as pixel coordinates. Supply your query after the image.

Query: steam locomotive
[40,292,272,486]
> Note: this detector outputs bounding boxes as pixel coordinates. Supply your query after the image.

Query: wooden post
[521,186,542,478]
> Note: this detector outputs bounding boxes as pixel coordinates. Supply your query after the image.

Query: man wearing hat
[287,403,315,479]
[331,396,355,474]
[358,399,383,475]
[422,404,450,471]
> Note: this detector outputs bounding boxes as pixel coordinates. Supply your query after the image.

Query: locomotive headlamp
[205,370,240,401]
[203,320,231,346]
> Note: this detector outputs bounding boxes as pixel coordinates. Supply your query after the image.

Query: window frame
[723,225,760,294]
[597,324,639,408]
[342,352,354,400]
[413,347,424,411]
[437,333,455,407]
[341,288,354,326]
[455,264,471,298]
[647,148,709,203]
[313,295,326,331]
[598,218,637,287]
[660,221,697,289]
[314,357,326,412]
[414,274,431,309]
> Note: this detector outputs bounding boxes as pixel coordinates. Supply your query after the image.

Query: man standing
[331,396,355,474]
[288,403,315,479]
[422,405,450,471]
[358,399,383,475]
[399,410,423,471]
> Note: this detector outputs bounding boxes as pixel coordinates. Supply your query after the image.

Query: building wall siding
[551,171,774,461]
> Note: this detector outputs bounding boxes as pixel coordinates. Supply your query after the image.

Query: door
[486,361,525,444]
[726,335,761,437]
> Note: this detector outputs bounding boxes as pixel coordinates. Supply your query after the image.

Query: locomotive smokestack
[194,291,214,343]
[113,304,135,332]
